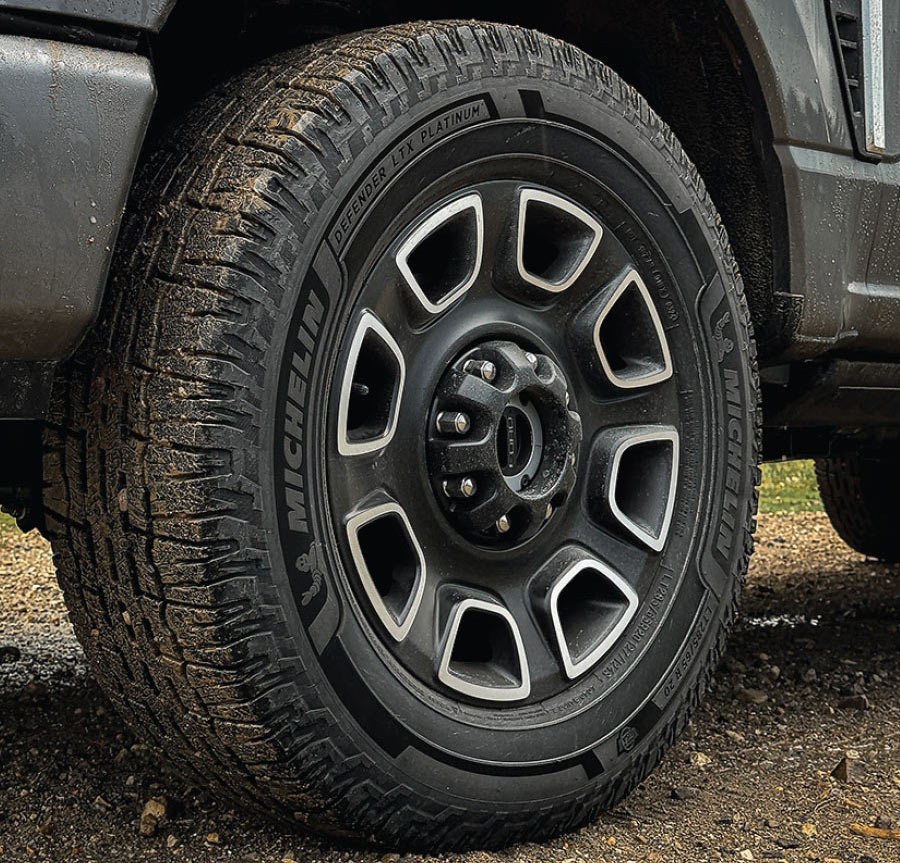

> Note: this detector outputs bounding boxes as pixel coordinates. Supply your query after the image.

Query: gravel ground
[0,514,897,863]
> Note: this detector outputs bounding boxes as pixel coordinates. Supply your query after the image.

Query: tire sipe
[44,22,759,849]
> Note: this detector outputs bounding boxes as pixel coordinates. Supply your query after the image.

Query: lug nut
[524,351,538,368]
[464,359,497,383]
[496,514,511,534]
[435,411,470,435]
[443,477,477,499]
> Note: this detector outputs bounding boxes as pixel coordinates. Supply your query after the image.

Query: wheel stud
[443,476,477,498]
[524,352,538,369]
[544,503,553,520]
[464,359,497,382]
[436,411,470,435]
[496,514,511,534]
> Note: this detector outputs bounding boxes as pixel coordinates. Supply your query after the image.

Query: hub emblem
[500,407,529,474]
[497,398,543,491]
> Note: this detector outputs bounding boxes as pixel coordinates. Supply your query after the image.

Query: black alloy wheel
[45,21,759,850]
[329,172,685,706]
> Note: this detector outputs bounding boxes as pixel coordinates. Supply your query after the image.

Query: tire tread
[815,455,900,561]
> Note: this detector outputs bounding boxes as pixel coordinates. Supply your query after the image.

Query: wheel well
[150,0,784,352]
[0,420,44,532]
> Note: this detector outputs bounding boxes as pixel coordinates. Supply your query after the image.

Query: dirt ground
[0,513,897,863]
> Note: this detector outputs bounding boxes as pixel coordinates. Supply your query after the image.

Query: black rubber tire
[43,22,760,849]
[816,454,900,561]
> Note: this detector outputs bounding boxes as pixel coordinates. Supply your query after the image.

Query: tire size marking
[329,99,490,253]
[654,594,715,707]
[598,568,675,684]
[672,389,698,542]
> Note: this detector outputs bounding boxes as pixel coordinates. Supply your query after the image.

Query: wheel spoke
[337,311,406,456]
[575,385,679,439]
[586,425,680,552]
[593,268,673,388]
[435,591,530,701]
[345,500,426,641]
[395,192,484,314]
[571,267,673,391]
[530,547,639,680]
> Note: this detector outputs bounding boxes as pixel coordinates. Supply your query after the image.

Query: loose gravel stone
[671,786,700,800]
[0,645,20,664]
[837,694,871,710]
[832,756,852,783]
[736,687,768,705]
[139,797,168,837]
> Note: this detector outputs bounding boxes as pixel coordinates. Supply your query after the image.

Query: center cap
[427,340,582,545]
[497,398,542,490]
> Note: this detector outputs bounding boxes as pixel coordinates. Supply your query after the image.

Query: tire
[43,22,759,849]
[816,454,900,561]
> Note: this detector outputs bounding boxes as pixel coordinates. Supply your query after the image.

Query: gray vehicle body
[1,0,899,470]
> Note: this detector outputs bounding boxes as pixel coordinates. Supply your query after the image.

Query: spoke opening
[346,502,425,641]
[602,426,680,552]
[337,312,405,456]
[593,269,673,388]
[516,189,602,293]
[396,193,484,314]
[437,598,530,701]
[550,557,639,679]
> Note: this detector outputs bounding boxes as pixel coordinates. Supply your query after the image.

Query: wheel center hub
[427,339,582,544]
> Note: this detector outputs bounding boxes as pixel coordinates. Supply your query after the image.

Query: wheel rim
[326,175,685,707]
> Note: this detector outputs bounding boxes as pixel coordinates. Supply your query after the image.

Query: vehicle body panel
[0,0,174,31]
[0,35,155,362]
[728,0,900,357]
